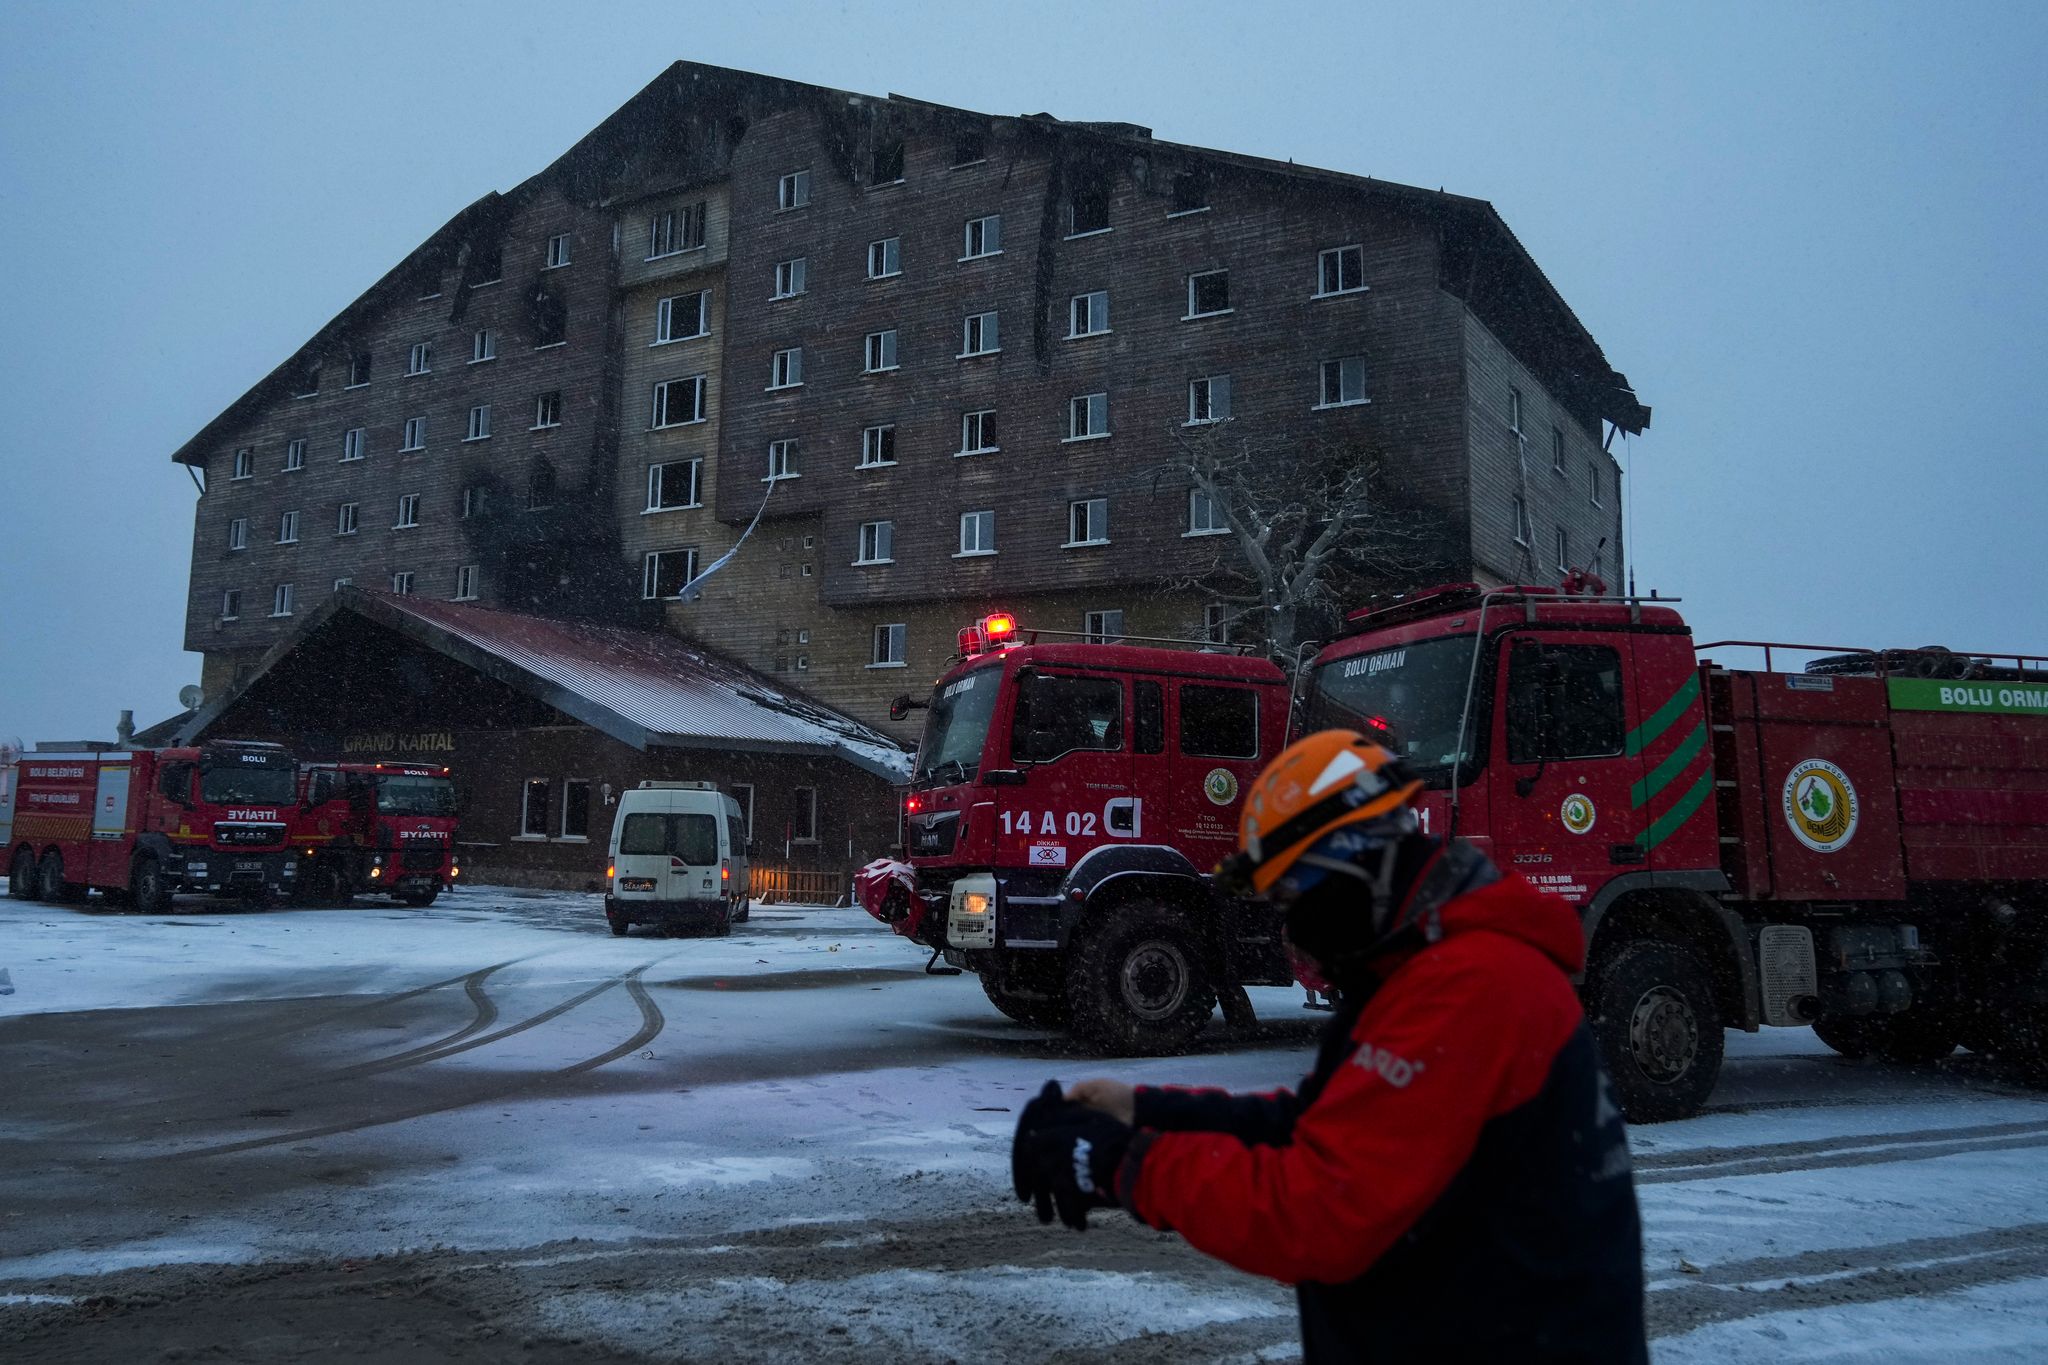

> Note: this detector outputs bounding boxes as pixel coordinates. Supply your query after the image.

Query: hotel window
[958,509,995,556]
[337,502,358,535]
[462,486,487,519]
[407,341,432,375]
[392,571,415,595]
[454,564,479,601]
[1317,244,1366,296]
[855,520,894,565]
[401,416,426,451]
[231,448,253,480]
[466,404,491,441]
[647,458,702,511]
[1204,603,1230,645]
[534,390,562,428]
[1590,461,1605,508]
[471,329,496,364]
[642,547,700,600]
[1186,269,1231,318]
[1317,356,1368,408]
[655,291,708,343]
[545,233,571,268]
[226,517,248,551]
[859,424,897,468]
[772,256,808,299]
[768,348,803,389]
[1170,171,1210,215]
[347,351,372,387]
[1512,496,1531,546]
[1067,498,1109,546]
[1188,375,1232,425]
[960,409,997,455]
[652,375,706,427]
[870,623,907,668]
[220,589,241,621]
[765,439,799,481]
[777,170,810,211]
[396,493,420,529]
[1068,187,1110,236]
[1084,609,1125,643]
[864,329,899,372]
[271,583,295,617]
[1068,290,1109,338]
[961,311,999,356]
[1188,489,1227,536]
[341,428,365,461]
[284,438,306,471]
[1556,526,1571,573]
[1552,427,1567,474]
[1067,392,1110,441]
[276,509,299,544]
[963,214,1002,259]
[867,236,901,279]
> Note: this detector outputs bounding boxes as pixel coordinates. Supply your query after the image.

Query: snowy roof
[183,590,912,783]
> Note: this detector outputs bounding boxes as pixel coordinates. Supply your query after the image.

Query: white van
[604,782,751,937]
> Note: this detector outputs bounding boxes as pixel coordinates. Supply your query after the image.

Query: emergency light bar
[958,611,1023,657]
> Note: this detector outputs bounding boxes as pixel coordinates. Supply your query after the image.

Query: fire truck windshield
[376,775,457,816]
[1303,634,1481,784]
[199,762,298,805]
[912,666,1002,786]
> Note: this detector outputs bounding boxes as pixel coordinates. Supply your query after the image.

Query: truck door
[1167,680,1264,874]
[1492,634,1644,910]
[89,761,133,886]
[996,666,1131,874]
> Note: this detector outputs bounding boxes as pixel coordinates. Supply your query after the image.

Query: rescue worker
[1011,729,1647,1363]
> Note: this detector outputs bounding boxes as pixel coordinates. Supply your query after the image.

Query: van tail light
[721,862,730,882]
[607,863,616,879]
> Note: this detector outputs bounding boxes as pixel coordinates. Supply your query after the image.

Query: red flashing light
[907,796,922,813]
[981,612,1017,641]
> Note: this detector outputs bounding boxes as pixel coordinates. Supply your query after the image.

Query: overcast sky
[1,1,2042,746]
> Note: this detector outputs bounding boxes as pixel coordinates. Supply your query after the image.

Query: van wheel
[130,855,171,915]
[9,847,37,899]
[735,898,751,923]
[607,915,630,937]
[1588,940,1725,1123]
[1067,900,1217,1055]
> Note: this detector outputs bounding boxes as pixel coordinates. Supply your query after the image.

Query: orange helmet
[1222,729,1424,897]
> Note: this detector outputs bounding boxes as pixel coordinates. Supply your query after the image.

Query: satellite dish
[179,685,204,710]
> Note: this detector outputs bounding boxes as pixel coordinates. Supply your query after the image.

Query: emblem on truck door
[1560,793,1597,835]
[1782,759,1859,853]
[1203,768,1239,806]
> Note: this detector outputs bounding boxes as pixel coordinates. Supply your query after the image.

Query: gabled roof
[180,589,912,782]
[170,61,1647,474]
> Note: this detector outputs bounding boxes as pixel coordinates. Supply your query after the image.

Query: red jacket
[1119,857,1645,1362]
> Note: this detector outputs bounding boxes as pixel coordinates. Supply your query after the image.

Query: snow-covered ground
[3,880,2046,1362]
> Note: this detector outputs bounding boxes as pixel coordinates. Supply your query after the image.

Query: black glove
[1011,1080,1133,1231]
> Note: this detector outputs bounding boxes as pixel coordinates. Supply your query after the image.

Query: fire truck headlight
[450,865,461,879]
[369,866,382,879]
[960,891,991,917]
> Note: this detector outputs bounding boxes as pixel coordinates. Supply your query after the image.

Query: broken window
[527,462,556,510]
[1170,171,1209,214]
[530,289,567,348]
[1068,187,1110,236]
[872,138,905,184]
[348,351,372,387]
[951,128,988,167]
[642,547,699,599]
[470,242,502,286]
[1187,269,1231,317]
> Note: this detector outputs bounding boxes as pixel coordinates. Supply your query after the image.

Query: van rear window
[619,811,720,864]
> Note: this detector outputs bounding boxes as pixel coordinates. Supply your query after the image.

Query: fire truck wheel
[38,851,83,904]
[8,847,37,899]
[401,889,439,908]
[1068,901,1218,1055]
[1589,940,1725,1123]
[129,856,171,915]
[1813,1011,1959,1065]
[1810,1014,1880,1059]
[980,969,1071,1029]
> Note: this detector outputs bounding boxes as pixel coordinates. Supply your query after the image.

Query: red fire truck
[5,741,301,910]
[1302,580,2048,1119]
[858,612,1295,1052]
[293,762,460,907]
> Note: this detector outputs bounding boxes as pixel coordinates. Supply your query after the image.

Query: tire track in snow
[1633,1117,2048,1183]
[157,964,666,1160]
[1646,1222,2048,1337]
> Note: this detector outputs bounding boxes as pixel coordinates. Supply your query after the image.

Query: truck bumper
[174,851,296,897]
[606,895,731,929]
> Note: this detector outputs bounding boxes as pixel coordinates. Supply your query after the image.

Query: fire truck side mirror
[888,693,928,723]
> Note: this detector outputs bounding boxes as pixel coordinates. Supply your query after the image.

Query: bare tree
[1150,421,1453,662]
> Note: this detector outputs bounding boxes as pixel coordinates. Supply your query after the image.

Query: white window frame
[1066,392,1110,442]
[1083,609,1125,643]
[226,517,248,552]
[869,622,907,669]
[276,509,299,544]
[466,404,491,441]
[1066,498,1109,547]
[1316,244,1367,298]
[1186,489,1228,537]
[395,493,421,530]
[1203,603,1230,645]
[454,564,479,601]
[220,589,240,621]
[956,509,995,557]
[777,169,811,211]
[407,341,432,376]
[855,520,894,566]
[559,778,592,841]
[534,391,562,429]
[961,311,999,357]
[962,214,1002,260]
[519,777,550,839]
[471,329,496,364]
[863,329,899,373]
[1067,290,1110,338]
[642,547,701,600]
[1556,526,1570,573]
[271,583,295,617]
[231,448,253,480]
[1066,190,1111,238]
[284,438,306,472]
[768,348,803,390]
[462,486,486,519]
[1512,496,1531,546]
[652,375,707,428]
[337,502,358,536]
[401,416,427,452]
[1185,269,1232,319]
[1316,356,1369,409]
[959,409,997,456]
[867,236,901,279]
[1187,374,1232,425]
[346,353,372,389]
[859,424,897,468]
[772,256,808,299]
[545,233,571,269]
[765,439,799,482]
[391,571,415,596]
[791,786,819,844]
[341,428,365,461]
[647,210,680,260]
[1552,426,1567,474]
[645,458,703,512]
[1590,461,1605,508]
[1509,387,1525,438]
[654,291,708,345]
